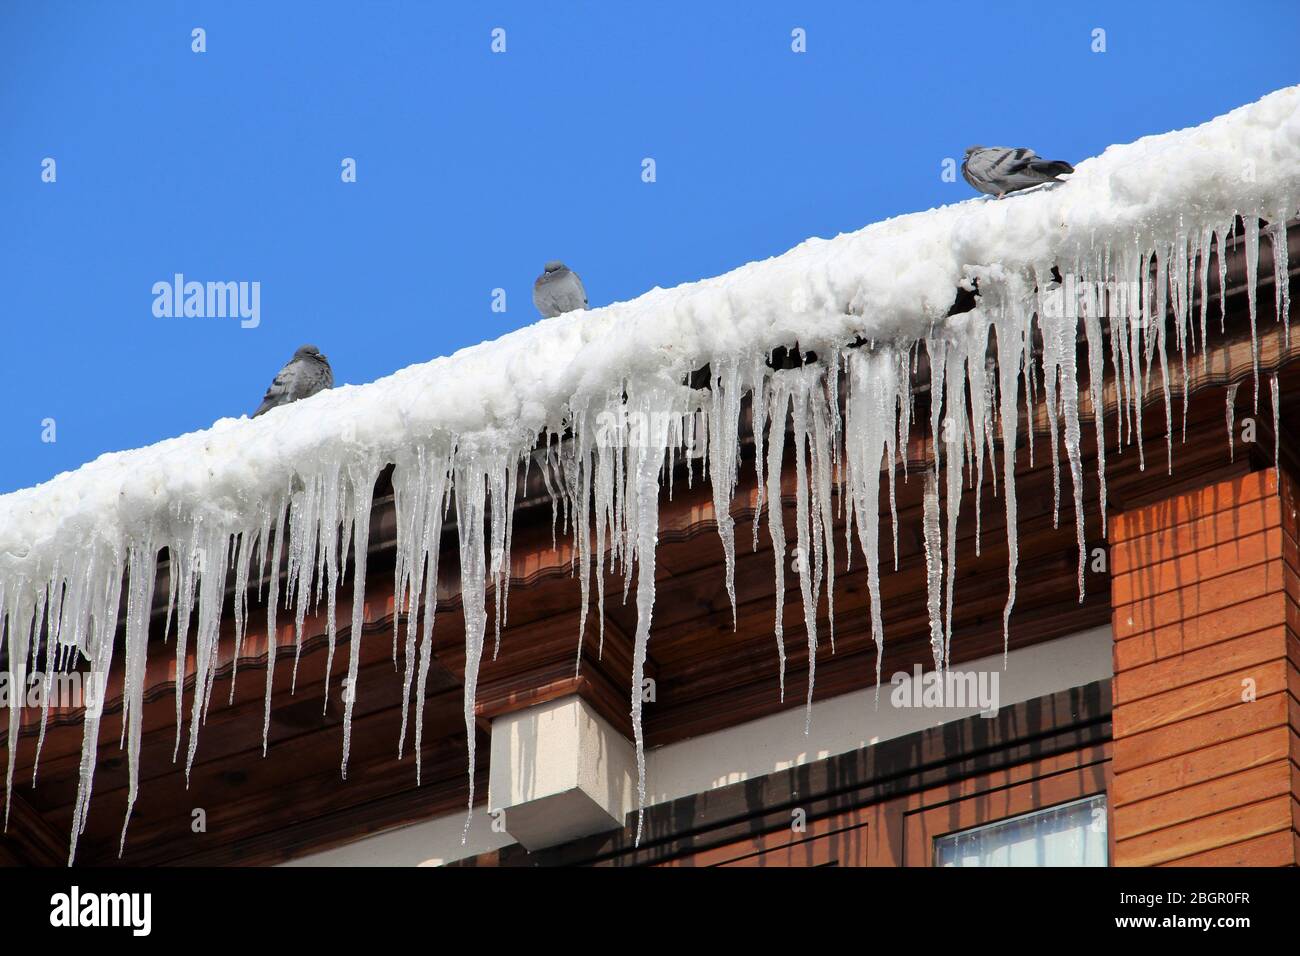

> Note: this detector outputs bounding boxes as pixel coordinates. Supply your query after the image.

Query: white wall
[283,624,1112,866]
[647,624,1112,804]
[280,806,514,867]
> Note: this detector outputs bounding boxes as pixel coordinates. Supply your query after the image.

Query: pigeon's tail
[252,399,275,418]
[1031,159,1074,179]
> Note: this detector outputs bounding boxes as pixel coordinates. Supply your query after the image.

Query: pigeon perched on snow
[532,261,588,318]
[961,146,1074,198]
[252,345,333,417]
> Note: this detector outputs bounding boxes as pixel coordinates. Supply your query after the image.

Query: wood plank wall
[1109,468,1300,866]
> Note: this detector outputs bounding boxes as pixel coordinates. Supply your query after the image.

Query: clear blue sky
[2,1,1297,494]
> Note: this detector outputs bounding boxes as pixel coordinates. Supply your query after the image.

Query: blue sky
[2,1,1297,494]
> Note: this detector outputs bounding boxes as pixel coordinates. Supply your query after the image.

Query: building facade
[1,224,1297,869]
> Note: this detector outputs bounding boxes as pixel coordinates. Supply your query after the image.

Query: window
[934,795,1107,867]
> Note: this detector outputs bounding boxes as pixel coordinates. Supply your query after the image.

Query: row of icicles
[0,212,1292,862]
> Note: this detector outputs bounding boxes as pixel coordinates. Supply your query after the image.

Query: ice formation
[1,86,1298,862]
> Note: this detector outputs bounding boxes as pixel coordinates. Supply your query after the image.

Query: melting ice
[0,86,1297,861]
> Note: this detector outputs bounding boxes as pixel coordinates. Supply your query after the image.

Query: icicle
[3,583,32,830]
[67,547,123,864]
[625,385,676,846]
[707,362,743,630]
[1271,211,1291,349]
[32,574,59,784]
[1083,281,1108,537]
[185,528,231,780]
[1173,230,1193,440]
[1198,225,1214,368]
[1245,216,1261,410]
[921,471,944,673]
[262,495,288,755]
[340,461,380,778]
[750,356,769,553]
[619,406,637,607]
[572,402,593,673]
[1129,247,1148,472]
[967,347,992,557]
[1216,221,1233,334]
[1107,253,1129,453]
[1036,278,1064,529]
[927,338,947,484]
[26,562,55,766]
[318,462,345,708]
[593,419,613,659]
[118,535,158,855]
[994,286,1024,662]
[228,531,250,704]
[392,476,411,670]
[488,459,515,661]
[410,445,453,781]
[171,534,197,763]
[788,369,820,733]
[765,378,790,701]
[1042,275,1088,600]
[844,349,895,693]
[1226,382,1240,461]
[890,349,907,570]
[810,366,838,655]
[288,473,322,694]
[1271,373,1281,466]
[941,344,965,667]
[454,462,490,842]
[392,451,426,760]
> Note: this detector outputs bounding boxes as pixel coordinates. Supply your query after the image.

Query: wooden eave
[1,222,1297,866]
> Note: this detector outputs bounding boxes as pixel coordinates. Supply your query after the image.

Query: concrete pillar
[487,695,636,851]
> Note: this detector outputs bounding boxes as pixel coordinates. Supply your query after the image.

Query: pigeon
[961,146,1074,198]
[532,261,588,318]
[252,344,333,417]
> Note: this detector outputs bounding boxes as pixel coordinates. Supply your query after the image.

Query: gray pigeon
[961,146,1074,198]
[532,261,588,318]
[253,344,333,417]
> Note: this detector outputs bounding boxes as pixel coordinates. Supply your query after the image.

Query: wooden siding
[1110,468,1300,866]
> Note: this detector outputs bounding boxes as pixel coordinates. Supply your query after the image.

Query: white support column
[487,695,636,850]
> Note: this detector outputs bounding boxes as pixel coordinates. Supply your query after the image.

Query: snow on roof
[2,85,1298,862]
[3,87,1298,567]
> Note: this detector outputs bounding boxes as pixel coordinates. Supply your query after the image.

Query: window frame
[932,793,1109,867]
